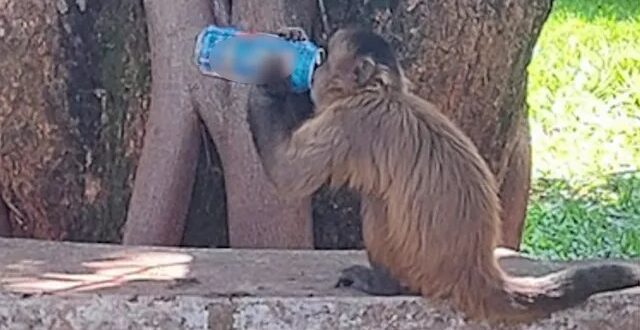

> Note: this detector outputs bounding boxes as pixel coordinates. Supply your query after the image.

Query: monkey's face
[310,30,365,108]
[309,57,330,107]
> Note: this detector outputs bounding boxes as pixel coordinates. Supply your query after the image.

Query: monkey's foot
[335,265,416,296]
[276,27,309,42]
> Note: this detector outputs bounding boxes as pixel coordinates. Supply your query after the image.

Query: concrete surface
[0,238,638,329]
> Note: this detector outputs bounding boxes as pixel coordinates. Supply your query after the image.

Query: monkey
[246,27,640,324]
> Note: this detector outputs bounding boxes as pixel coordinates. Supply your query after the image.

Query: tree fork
[0,0,150,241]
[124,0,316,248]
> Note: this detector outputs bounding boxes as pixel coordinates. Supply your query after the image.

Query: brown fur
[247,28,640,324]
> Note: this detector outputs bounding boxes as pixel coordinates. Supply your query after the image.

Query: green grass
[522,0,640,260]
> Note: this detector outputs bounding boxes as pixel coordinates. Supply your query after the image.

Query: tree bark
[314,0,552,249]
[498,116,531,248]
[181,127,229,247]
[0,196,10,237]
[0,0,149,241]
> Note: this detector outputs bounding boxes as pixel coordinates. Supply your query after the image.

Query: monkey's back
[331,91,503,294]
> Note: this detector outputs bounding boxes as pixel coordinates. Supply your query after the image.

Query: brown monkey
[247,28,640,324]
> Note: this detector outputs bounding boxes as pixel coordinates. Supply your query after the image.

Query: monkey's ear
[354,57,376,86]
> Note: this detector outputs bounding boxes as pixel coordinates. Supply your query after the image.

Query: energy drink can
[194,25,324,93]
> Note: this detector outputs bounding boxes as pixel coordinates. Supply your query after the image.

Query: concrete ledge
[0,238,638,329]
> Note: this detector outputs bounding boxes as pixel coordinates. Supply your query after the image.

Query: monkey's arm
[246,25,339,197]
[247,83,313,152]
[247,90,343,198]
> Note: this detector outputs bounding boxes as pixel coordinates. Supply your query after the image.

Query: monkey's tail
[468,261,639,323]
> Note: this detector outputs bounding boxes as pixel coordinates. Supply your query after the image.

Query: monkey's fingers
[276,27,309,42]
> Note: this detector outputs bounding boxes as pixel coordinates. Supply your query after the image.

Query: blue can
[194,25,324,93]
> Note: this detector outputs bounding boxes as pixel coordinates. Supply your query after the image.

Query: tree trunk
[120,0,206,246]
[312,0,551,249]
[181,128,229,247]
[0,0,149,241]
[0,196,10,237]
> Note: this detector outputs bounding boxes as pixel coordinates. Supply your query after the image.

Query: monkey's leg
[335,195,418,296]
[336,262,417,296]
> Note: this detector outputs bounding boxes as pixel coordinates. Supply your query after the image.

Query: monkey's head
[310,28,408,108]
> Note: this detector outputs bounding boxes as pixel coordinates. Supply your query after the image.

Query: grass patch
[523,0,640,259]
[522,172,640,260]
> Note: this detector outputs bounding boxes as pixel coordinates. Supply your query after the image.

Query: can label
[194,25,323,93]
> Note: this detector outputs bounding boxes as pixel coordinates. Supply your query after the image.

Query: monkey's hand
[336,265,417,296]
[275,27,309,42]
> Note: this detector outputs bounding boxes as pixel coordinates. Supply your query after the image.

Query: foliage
[523,0,640,259]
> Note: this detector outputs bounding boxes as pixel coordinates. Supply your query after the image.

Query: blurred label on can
[194,25,323,93]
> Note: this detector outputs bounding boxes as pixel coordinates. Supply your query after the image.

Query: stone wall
[0,238,638,329]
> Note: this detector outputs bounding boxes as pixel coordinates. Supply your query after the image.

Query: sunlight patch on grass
[527,3,640,180]
[523,0,640,259]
